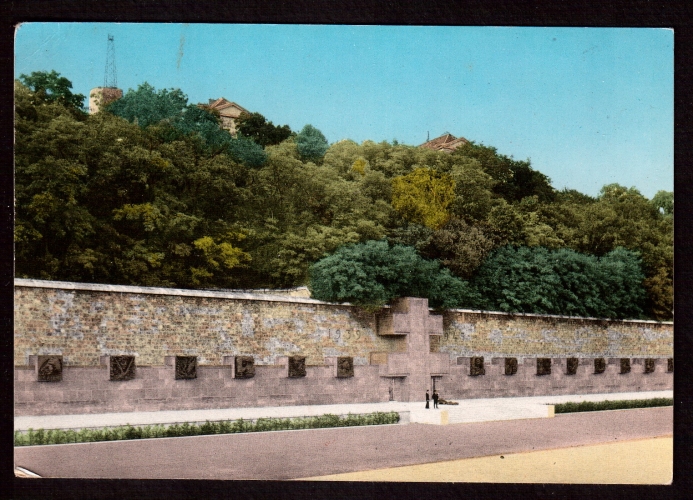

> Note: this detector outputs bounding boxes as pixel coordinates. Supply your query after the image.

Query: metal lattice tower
[103,35,117,89]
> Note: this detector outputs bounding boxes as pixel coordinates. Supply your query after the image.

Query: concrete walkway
[14,390,672,431]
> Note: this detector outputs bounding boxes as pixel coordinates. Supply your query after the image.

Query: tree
[309,240,478,309]
[19,70,86,111]
[472,245,647,319]
[296,124,329,162]
[108,82,266,166]
[235,111,292,147]
[391,167,456,229]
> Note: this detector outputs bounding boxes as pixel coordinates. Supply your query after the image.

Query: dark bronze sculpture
[175,356,197,380]
[537,358,551,376]
[235,356,255,378]
[337,356,354,378]
[37,355,63,382]
[470,356,485,376]
[110,355,136,381]
[288,356,306,378]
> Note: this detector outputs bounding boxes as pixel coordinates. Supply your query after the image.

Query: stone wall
[15,361,388,416]
[436,357,672,400]
[14,280,673,416]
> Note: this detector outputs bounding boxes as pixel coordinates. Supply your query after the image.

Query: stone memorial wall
[14,279,673,416]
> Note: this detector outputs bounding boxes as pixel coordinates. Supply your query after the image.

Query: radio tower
[104,34,117,88]
[89,34,123,114]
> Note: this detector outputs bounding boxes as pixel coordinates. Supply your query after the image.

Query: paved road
[15,407,672,480]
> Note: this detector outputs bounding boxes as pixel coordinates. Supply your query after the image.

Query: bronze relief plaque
[175,356,197,380]
[470,356,485,376]
[235,356,255,378]
[566,357,579,375]
[594,358,606,374]
[288,356,306,378]
[110,355,136,381]
[505,357,518,376]
[644,358,655,374]
[37,355,63,382]
[337,356,354,378]
[620,358,631,374]
[537,358,551,376]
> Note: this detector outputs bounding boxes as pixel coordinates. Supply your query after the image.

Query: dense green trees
[19,70,86,111]
[309,240,478,309]
[234,111,292,147]
[14,73,673,320]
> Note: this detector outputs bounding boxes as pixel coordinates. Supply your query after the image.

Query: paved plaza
[14,392,672,481]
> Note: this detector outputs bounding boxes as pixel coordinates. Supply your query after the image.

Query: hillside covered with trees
[14,73,673,320]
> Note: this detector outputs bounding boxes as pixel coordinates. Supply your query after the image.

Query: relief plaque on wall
[644,358,655,374]
[536,358,551,376]
[594,358,606,374]
[288,356,306,378]
[620,358,631,374]
[504,357,518,376]
[37,355,63,382]
[566,357,579,375]
[235,356,255,379]
[110,355,136,381]
[668,358,673,372]
[337,356,354,378]
[470,357,485,376]
[175,356,197,380]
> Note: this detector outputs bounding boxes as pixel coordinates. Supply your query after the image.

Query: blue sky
[15,23,673,199]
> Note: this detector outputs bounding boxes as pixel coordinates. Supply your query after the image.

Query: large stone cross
[377,297,448,402]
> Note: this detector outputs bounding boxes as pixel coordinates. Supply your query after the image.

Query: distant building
[206,98,249,135]
[88,87,123,114]
[419,133,469,153]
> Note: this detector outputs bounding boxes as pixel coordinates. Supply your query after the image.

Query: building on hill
[88,87,123,114]
[207,98,249,135]
[419,132,469,153]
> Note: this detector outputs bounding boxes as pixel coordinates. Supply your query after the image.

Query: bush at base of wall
[14,411,400,446]
[554,398,672,414]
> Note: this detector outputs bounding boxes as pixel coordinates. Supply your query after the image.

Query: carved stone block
[505,357,518,376]
[537,358,551,376]
[37,355,63,382]
[235,356,255,379]
[620,358,631,374]
[566,357,579,375]
[110,355,136,381]
[668,358,673,372]
[175,356,197,380]
[337,356,354,378]
[644,358,655,374]
[470,356,485,376]
[288,356,306,378]
[594,358,606,374]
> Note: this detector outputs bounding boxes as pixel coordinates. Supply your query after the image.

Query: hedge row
[14,411,400,447]
[554,398,673,414]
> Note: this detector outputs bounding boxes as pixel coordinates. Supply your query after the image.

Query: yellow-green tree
[391,167,455,229]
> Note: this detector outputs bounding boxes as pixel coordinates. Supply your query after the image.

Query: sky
[15,23,673,199]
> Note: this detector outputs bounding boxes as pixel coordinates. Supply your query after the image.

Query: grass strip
[554,398,673,414]
[14,411,400,447]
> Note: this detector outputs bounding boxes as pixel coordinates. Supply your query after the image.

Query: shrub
[554,398,672,414]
